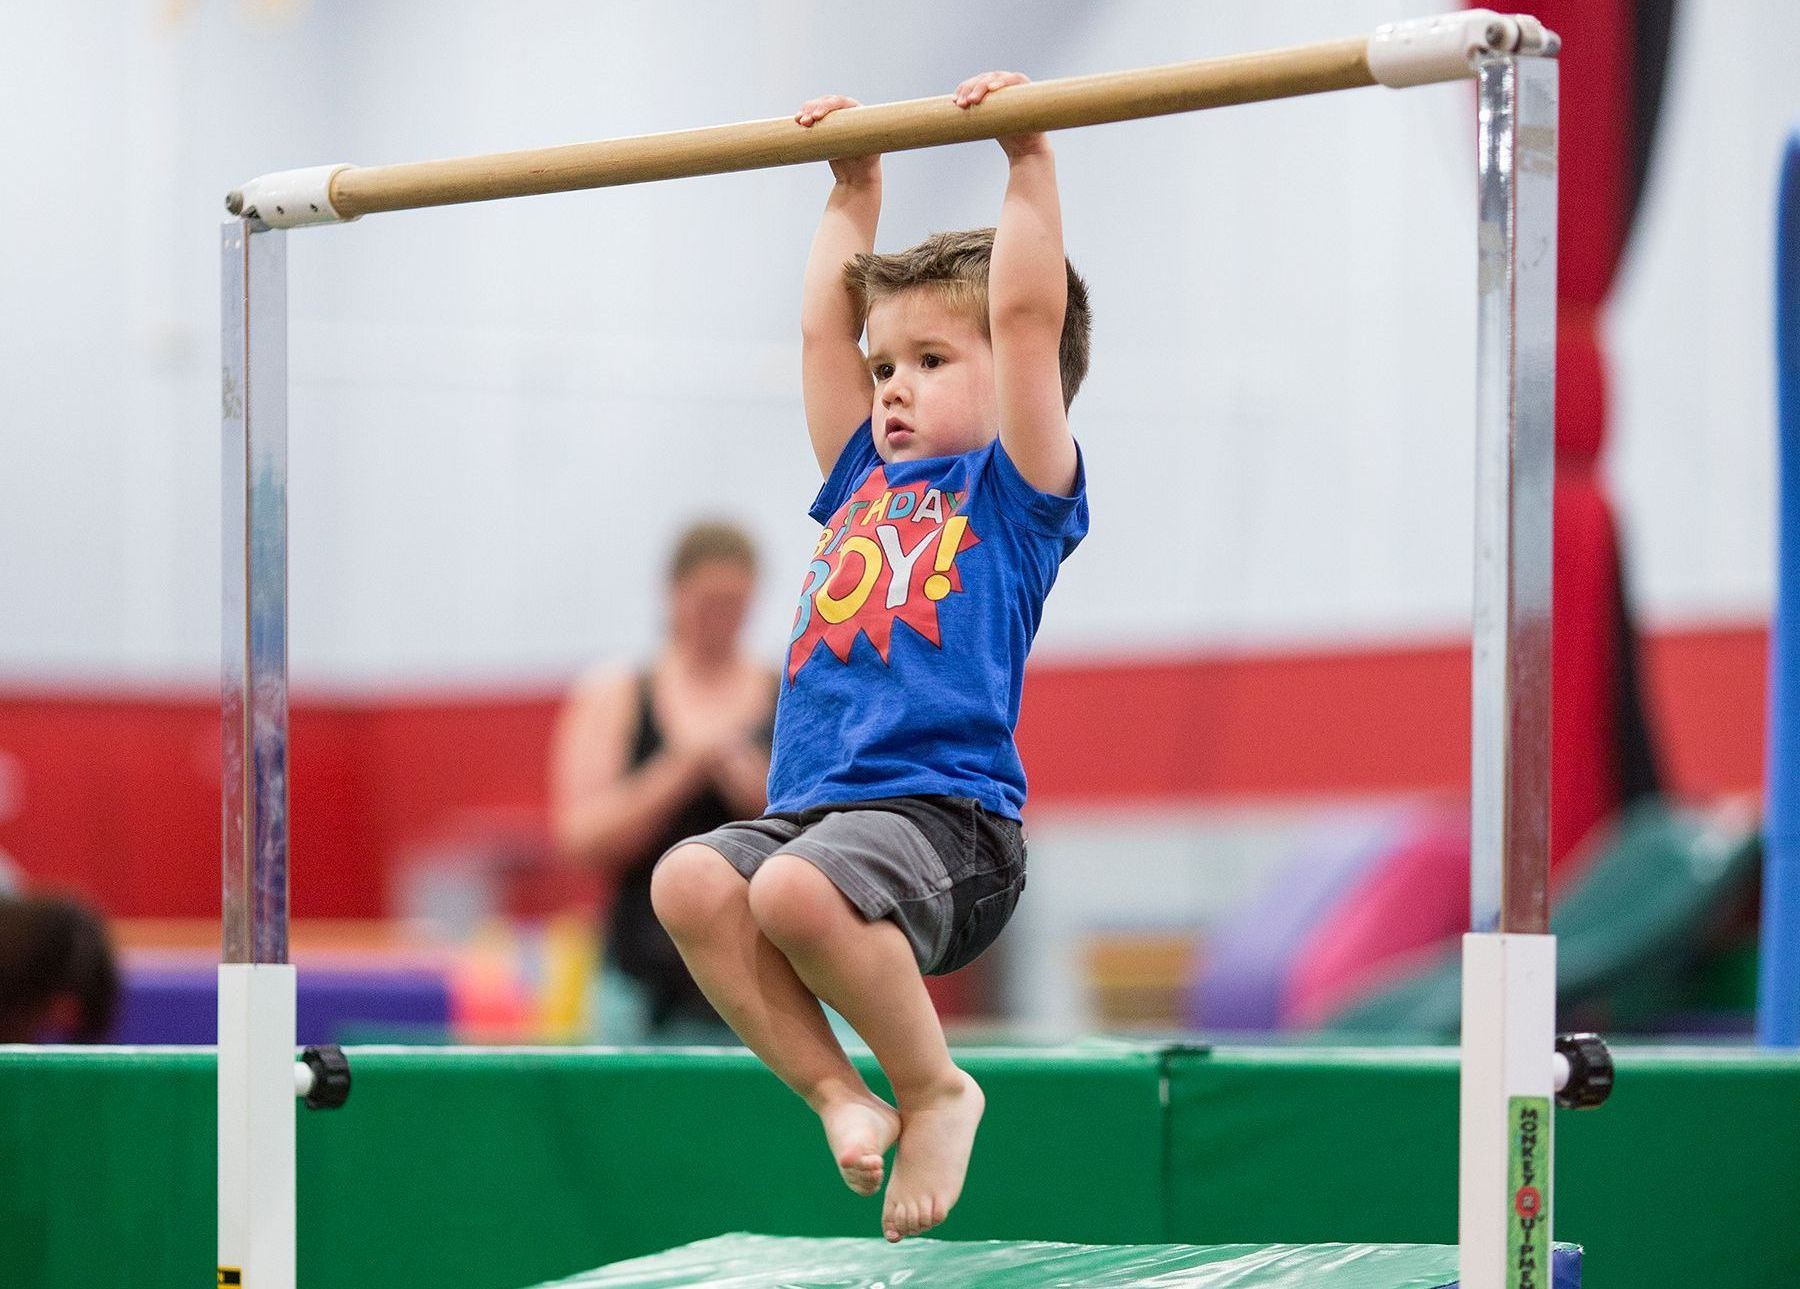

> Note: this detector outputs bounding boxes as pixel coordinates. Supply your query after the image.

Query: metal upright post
[1468,55,1556,942]
[220,218,297,1289]
[1460,52,1559,1289]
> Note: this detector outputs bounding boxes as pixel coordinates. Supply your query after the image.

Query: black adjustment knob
[301,1044,352,1110]
[1555,1032,1613,1110]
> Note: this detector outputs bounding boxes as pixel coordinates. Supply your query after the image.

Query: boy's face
[864,289,997,464]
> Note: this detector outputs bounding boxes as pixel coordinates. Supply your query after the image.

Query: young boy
[649,70,1090,1243]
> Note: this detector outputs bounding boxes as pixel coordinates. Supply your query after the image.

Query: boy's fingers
[954,72,1029,107]
[802,95,856,123]
[796,95,857,124]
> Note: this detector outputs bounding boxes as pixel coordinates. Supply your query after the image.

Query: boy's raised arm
[958,72,1079,498]
[797,95,881,478]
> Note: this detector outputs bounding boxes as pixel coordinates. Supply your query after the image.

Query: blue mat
[112,964,449,1044]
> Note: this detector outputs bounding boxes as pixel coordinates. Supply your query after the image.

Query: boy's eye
[921,353,943,368]
[873,363,894,380]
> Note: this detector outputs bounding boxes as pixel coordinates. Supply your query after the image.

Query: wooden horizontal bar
[308,37,1376,220]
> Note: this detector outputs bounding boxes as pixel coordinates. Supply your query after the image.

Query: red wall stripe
[1640,624,1770,803]
[1016,642,1474,803]
[0,622,1769,918]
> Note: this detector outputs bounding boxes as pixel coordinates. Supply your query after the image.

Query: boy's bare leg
[651,845,900,1195]
[747,855,985,1242]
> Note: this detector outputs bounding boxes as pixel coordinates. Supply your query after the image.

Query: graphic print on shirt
[787,467,981,683]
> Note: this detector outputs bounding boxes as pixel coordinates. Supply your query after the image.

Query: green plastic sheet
[535,1235,1582,1288]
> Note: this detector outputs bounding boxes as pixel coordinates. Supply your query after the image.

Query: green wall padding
[0,1048,215,1287]
[3,1042,1795,1289]
[1164,1046,1800,1289]
[298,1046,1167,1286]
[1166,1047,1460,1247]
[1553,1050,1800,1289]
[0,1044,1167,1289]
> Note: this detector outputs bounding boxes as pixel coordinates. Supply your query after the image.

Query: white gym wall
[0,0,1789,687]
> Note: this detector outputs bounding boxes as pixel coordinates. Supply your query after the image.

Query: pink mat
[1282,807,1470,1028]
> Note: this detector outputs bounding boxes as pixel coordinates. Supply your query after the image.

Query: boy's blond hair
[844,229,1092,410]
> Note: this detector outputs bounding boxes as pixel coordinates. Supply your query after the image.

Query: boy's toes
[839,1150,883,1196]
[820,1095,901,1198]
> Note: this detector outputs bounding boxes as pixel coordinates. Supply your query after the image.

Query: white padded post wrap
[1368,10,1559,89]
[229,164,357,228]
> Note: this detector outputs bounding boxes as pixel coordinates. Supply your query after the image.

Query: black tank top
[603,674,755,1027]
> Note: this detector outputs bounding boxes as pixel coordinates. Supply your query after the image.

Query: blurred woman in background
[552,522,776,1042]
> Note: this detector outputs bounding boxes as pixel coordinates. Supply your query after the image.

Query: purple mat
[112,964,451,1045]
[1189,810,1410,1031]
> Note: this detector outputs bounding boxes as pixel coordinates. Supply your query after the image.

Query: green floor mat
[532,1234,1582,1288]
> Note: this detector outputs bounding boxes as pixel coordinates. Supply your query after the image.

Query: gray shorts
[666,796,1026,976]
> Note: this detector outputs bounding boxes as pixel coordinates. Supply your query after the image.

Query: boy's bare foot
[882,1069,985,1241]
[818,1092,902,1197]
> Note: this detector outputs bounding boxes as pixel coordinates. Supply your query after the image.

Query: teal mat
[534,1234,1583,1288]
[1325,802,1760,1036]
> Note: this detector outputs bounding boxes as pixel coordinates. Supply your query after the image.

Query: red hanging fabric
[1471,0,1640,867]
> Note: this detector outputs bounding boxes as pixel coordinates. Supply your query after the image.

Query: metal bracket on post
[220,218,297,1289]
[1459,50,1559,1289]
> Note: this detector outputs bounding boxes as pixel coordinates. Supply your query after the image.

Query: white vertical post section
[1460,933,1557,1287]
[220,219,297,1289]
[1460,52,1559,1289]
[218,963,298,1287]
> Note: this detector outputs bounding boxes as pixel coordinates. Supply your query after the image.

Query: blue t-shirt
[767,419,1089,820]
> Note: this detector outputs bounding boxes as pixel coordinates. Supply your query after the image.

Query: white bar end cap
[1369,10,1560,89]
[227,164,357,228]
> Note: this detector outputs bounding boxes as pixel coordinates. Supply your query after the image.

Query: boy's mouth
[884,418,914,444]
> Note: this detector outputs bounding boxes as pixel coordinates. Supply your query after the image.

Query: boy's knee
[649,844,745,940]
[747,854,848,951]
